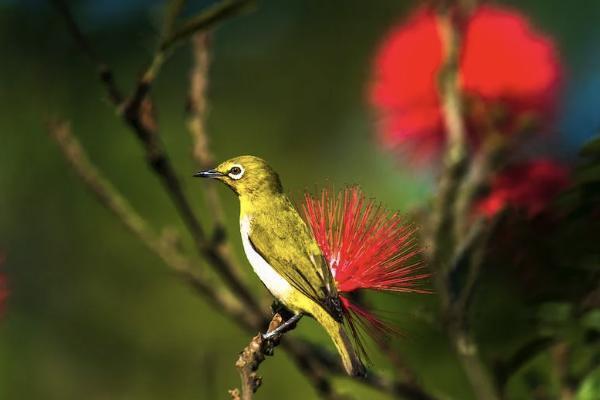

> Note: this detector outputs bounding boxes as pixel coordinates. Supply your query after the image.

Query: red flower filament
[302,187,429,344]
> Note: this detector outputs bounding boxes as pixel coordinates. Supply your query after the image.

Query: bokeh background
[1,0,599,399]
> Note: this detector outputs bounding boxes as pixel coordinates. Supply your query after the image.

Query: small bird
[195,155,366,376]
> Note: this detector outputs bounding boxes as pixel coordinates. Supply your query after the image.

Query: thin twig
[231,314,351,400]
[45,119,256,329]
[51,0,123,103]
[449,215,500,314]
[429,6,501,400]
[283,342,350,400]
[494,336,555,392]
[231,314,285,399]
[188,32,228,241]
[51,0,264,322]
[425,8,469,309]
[453,133,508,240]
[160,0,253,51]
[378,339,419,385]
[282,337,436,400]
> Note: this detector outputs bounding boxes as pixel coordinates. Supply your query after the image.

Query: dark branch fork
[49,1,438,399]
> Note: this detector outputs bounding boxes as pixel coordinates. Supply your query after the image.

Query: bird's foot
[261,313,303,341]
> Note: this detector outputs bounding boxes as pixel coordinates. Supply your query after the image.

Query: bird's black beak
[193,169,223,179]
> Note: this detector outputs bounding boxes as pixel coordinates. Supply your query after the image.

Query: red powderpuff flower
[460,6,560,115]
[302,187,429,345]
[476,160,570,218]
[370,8,445,162]
[370,5,560,163]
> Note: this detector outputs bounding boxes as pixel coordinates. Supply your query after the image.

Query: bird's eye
[228,165,244,180]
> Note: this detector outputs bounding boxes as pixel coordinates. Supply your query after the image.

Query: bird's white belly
[240,216,294,300]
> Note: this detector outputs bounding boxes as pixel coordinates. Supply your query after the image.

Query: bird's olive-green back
[245,194,342,321]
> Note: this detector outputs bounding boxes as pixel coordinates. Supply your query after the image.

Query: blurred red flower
[370,5,560,162]
[302,187,428,342]
[476,160,570,218]
[371,8,444,162]
[460,7,560,114]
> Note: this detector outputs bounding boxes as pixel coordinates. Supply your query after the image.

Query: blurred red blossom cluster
[370,4,569,218]
[371,5,560,162]
[476,160,570,218]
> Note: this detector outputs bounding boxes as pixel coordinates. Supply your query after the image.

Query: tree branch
[453,133,509,240]
[45,119,257,328]
[231,314,285,399]
[290,340,440,400]
[494,336,555,392]
[428,5,501,400]
[187,32,228,242]
[160,0,253,52]
[51,0,123,104]
[51,0,265,323]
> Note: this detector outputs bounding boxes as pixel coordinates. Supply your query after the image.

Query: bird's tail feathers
[312,305,366,377]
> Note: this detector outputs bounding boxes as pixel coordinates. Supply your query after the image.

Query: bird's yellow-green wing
[248,199,343,321]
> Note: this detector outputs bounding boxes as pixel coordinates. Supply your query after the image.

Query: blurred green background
[1,1,599,399]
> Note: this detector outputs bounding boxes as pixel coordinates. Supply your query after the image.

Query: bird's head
[194,155,283,197]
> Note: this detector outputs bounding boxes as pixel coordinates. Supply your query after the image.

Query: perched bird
[195,155,429,376]
[195,155,366,376]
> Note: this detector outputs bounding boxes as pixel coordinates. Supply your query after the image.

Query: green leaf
[582,310,600,331]
[576,370,600,400]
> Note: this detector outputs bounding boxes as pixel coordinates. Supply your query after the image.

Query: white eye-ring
[228,164,245,180]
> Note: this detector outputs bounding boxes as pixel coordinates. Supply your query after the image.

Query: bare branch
[232,314,285,399]
[494,336,555,392]
[51,0,122,103]
[160,0,253,51]
[426,6,501,400]
[51,0,265,322]
[378,339,419,385]
[232,315,347,400]
[188,33,228,240]
[160,0,188,45]
[289,340,439,400]
[453,134,509,240]
[45,119,258,329]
